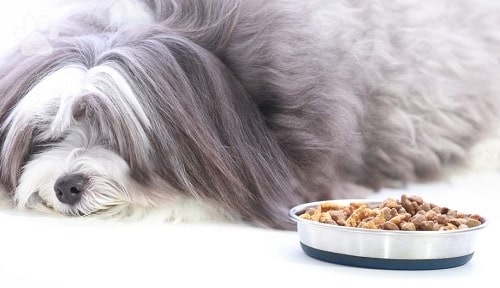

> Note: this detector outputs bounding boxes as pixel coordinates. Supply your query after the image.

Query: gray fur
[0,0,499,229]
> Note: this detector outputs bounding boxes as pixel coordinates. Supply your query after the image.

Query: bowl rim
[289,199,488,235]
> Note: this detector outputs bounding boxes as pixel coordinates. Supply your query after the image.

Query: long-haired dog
[0,0,499,229]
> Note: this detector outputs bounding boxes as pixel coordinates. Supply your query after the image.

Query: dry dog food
[299,194,485,231]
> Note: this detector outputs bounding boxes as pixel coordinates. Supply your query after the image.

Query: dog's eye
[30,139,59,155]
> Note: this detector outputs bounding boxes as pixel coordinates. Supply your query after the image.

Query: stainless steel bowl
[289,199,488,270]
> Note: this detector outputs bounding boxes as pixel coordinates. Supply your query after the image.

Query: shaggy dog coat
[0,0,499,229]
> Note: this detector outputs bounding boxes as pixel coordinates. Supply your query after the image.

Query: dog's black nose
[54,174,88,205]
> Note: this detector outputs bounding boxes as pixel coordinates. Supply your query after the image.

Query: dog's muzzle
[54,174,89,205]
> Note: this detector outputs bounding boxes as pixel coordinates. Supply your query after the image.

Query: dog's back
[225,0,500,190]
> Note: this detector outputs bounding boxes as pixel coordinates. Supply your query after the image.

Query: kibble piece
[359,221,377,229]
[431,206,442,213]
[310,206,322,222]
[439,223,458,231]
[373,212,386,227]
[383,221,400,230]
[449,218,467,227]
[401,194,415,215]
[411,214,425,226]
[470,214,483,222]
[381,198,398,209]
[465,219,482,228]
[329,210,347,226]
[432,222,441,231]
[320,202,344,212]
[390,208,399,218]
[433,214,449,225]
[346,205,378,227]
[419,220,435,231]
[381,206,392,221]
[409,195,423,205]
[345,205,367,227]
[319,212,332,223]
[389,214,407,225]
[420,203,431,212]
[300,214,310,221]
[425,210,438,220]
[400,222,416,231]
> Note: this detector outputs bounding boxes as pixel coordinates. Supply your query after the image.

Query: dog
[0,0,499,229]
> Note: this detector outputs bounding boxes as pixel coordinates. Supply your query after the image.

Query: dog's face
[0,26,227,217]
[1,64,161,216]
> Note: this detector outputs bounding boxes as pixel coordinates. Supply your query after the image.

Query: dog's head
[0,34,184,217]
[0,23,309,229]
[0,0,340,229]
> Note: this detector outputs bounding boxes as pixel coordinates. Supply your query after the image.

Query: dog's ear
[0,45,76,189]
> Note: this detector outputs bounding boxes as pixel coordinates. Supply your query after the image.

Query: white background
[0,1,499,287]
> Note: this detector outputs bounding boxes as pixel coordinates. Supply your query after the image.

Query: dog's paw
[468,128,500,172]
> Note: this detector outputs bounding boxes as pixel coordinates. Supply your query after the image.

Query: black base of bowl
[300,243,474,270]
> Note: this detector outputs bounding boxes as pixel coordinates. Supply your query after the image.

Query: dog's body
[0,0,499,229]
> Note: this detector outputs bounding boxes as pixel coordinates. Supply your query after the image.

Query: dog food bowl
[289,199,488,270]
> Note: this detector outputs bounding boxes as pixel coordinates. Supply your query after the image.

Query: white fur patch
[1,67,86,144]
[86,64,152,130]
[14,132,134,214]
